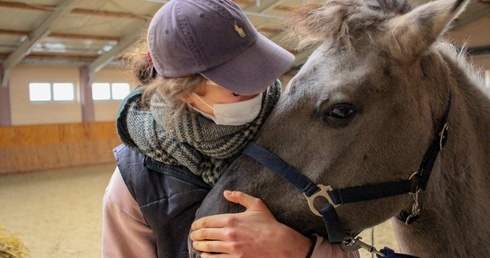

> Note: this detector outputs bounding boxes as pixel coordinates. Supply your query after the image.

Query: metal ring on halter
[303,184,337,217]
[408,171,419,181]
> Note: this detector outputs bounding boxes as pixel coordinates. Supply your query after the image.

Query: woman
[102,0,359,257]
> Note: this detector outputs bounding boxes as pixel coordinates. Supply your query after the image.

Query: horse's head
[191,0,472,252]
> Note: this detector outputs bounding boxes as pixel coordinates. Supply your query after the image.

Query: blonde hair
[123,33,207,110]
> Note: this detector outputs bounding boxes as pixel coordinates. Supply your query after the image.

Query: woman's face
[185,80,260,116]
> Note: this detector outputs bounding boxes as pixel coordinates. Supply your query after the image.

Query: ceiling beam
[234,0,256,6]
[49,32,120,41]
[2,0,78,88]
[273,5,294,12]
[0,53,99,62]
[0,1,54,11]
[70,8,151,20]
[467,45,490,56]
[243,0,285,13]
[143,0,255,6]
[0,29,26,36]
[87,27,143,84]
[453,8,490,29]
[0,29,120,41]
[0,0,151,20]
[258,27,283,35]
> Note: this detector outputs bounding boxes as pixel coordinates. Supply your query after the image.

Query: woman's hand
[190,190,313,258]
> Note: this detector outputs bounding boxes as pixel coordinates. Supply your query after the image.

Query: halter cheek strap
[242,142,413,243]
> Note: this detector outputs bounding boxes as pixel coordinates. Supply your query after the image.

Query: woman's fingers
[191,212,238,231]
[190,190,313,257]
[190,227,230,241]
[222,190,269,213]
[191,190,270,232]
[192,239,224,253]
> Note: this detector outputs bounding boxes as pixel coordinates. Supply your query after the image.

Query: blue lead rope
[378,247,420,258]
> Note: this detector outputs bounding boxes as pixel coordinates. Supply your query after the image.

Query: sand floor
[0,164,399,258]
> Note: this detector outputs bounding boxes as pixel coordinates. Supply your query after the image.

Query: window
[53,83,75,101]
[92,82,130,100]
[29,82,75,102]
[112,83,131,100]
[29,83,51,101]
[92,83,111,100]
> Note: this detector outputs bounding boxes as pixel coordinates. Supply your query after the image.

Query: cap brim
[201,34,295,95]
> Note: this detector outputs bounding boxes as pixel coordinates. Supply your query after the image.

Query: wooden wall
[0,122,121,175]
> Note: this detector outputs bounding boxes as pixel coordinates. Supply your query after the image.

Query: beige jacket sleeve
[102,167,157,258]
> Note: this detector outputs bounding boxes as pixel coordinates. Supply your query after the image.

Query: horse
[190,0,490,256]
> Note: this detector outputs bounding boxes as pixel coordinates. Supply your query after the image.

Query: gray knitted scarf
[117,81,281,185]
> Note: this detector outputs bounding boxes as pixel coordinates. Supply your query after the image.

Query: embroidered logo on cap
[234,21,246,38]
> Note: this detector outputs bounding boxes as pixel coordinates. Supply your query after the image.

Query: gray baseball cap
[147,0,295,95]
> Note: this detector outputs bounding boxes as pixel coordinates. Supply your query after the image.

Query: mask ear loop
[192,93,215,111]
[187,98,218,123]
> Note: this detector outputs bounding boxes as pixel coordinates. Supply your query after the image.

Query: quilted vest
[114,144,211,258]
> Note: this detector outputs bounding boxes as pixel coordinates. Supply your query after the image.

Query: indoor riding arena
[0,0,488,258]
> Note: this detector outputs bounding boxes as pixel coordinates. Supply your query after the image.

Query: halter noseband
[242,94,451,256]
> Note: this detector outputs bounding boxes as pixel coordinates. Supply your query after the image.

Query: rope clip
[340,237,386,257]
[405,188,421,225]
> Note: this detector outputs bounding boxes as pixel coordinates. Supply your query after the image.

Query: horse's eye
[319,103,357,127]
[329,104,356,119]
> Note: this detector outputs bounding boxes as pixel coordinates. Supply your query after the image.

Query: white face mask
[190,93,263,126]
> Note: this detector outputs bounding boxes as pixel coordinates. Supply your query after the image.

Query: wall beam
[80,67,95,122]
[0,67,11,126]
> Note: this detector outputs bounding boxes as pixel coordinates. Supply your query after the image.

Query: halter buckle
[303,184,337,217]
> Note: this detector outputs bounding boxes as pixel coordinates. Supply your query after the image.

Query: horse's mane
[436,41,487,95]
[285,0,412,50]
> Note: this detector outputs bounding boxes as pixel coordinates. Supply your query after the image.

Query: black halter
[242,94,451,252]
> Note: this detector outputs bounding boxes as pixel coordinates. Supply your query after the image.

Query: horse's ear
[383,0,469,61]
[285,3,348,49]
